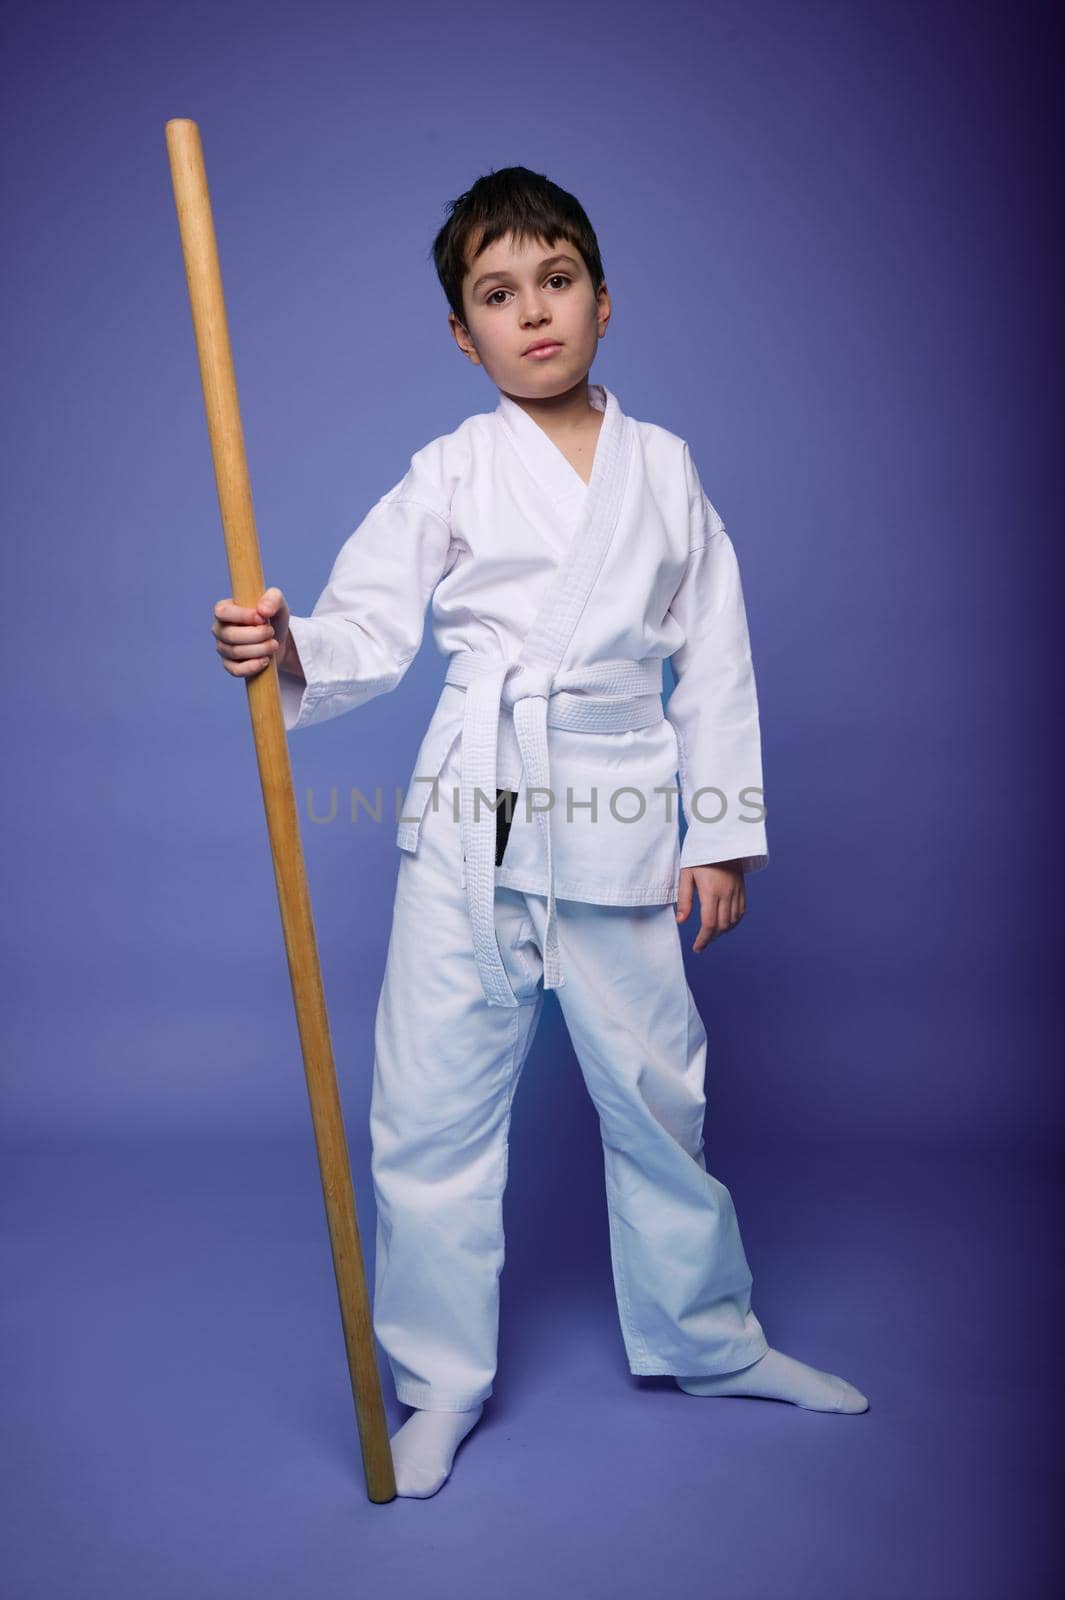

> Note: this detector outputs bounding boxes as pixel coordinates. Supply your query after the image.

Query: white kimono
[283,382,773,1401]
[281,383,768,1009]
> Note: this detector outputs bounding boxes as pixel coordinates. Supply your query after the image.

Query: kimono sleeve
[663,444,769,874]
[279,473,453,733]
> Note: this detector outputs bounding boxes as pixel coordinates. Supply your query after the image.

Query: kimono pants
[369,748,770,1412]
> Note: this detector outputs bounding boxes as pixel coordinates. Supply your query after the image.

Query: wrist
[278,629,303,681]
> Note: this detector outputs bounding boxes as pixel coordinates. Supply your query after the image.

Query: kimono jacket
[280,382,769,1008]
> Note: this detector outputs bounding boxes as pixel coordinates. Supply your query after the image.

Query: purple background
[2,0,1060,1594]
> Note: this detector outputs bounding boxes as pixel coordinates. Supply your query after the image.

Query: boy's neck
[499,376,599,439]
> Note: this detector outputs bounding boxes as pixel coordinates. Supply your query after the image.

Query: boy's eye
[484,274,572,306]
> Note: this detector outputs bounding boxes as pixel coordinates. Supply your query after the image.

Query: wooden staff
[165,118,395,1505]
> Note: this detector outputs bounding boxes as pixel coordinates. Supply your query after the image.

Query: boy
[211,167,868,1499]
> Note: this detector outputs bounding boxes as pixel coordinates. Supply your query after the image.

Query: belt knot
[501,663,554,706]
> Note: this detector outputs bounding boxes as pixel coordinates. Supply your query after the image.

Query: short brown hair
[431,165,606,326]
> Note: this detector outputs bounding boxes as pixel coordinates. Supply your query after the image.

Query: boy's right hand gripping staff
[212,586,301,681]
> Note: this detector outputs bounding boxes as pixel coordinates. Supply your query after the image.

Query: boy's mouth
[523,340,563,359]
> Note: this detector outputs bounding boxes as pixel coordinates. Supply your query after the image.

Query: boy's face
[449,229,610,398]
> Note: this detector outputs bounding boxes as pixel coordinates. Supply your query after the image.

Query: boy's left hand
[676,863,746,952]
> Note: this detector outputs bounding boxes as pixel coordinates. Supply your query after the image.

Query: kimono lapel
[493,383,633,673]
[495,382,605,509]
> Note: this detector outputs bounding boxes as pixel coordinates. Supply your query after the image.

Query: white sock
[389,1403,485,1498]
[676,1348,869,1413]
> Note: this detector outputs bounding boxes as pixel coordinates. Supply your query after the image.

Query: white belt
[444,650,665,1008]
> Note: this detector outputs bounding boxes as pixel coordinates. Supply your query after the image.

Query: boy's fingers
[683,869,748,950]
[222,655,272,676]
[213,621,275,643]
[215,636,278,656]
[675,871,693,920]
[694,891,725,950]
[214,599,267,624]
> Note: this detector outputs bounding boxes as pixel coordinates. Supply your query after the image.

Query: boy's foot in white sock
[389,1403,484,1498]
[675,1348,869,1412]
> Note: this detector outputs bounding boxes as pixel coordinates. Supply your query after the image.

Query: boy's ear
[595,283,611,340]
[448,311,481,366]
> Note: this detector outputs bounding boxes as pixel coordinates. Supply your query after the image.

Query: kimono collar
[494,383,615,504]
